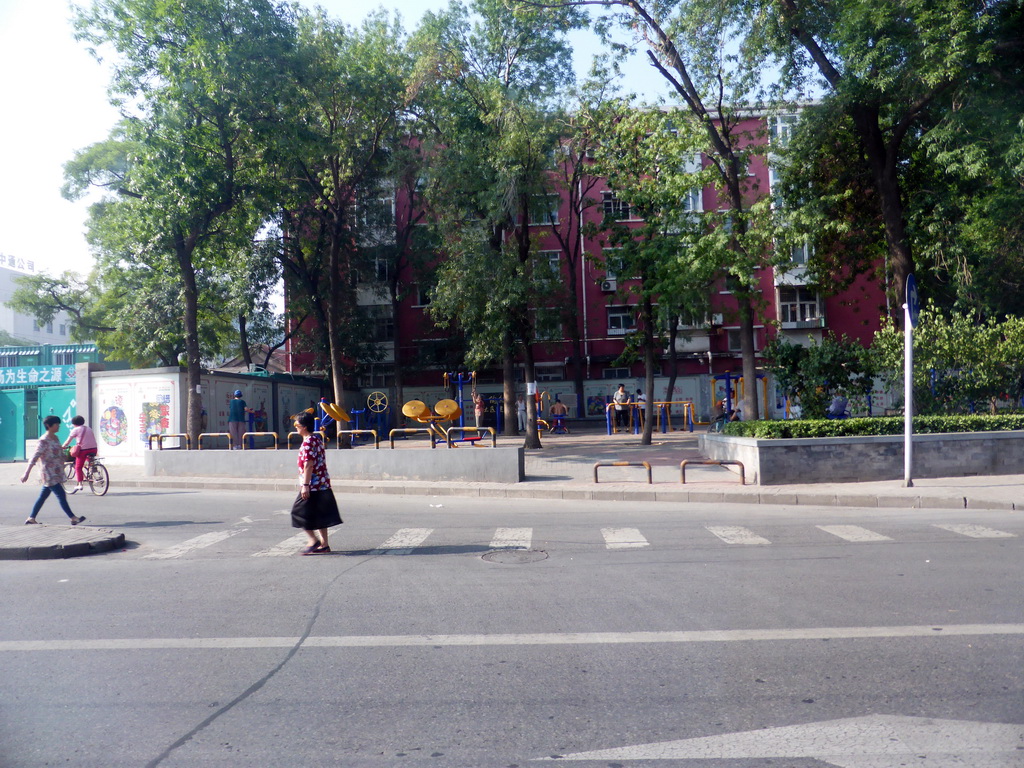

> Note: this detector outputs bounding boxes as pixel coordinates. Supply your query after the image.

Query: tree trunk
[502,341,517,436]
[326,226,351,448]
[665,313,680,427]
[176,240,203,449]
[239,314,252,369]
[523,341,543,450]
[641,295,656,446]
[849,105,913,327]
[738,292,760,420]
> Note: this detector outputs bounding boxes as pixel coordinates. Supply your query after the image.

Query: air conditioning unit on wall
[601,279,617,292]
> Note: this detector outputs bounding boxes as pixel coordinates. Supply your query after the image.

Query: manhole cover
[481,549,549,564]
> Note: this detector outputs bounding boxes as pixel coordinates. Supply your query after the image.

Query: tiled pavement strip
[2,424,1021,558]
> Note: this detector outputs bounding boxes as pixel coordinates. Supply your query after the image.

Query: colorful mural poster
[95,383,132,454]
[135,379,176,447]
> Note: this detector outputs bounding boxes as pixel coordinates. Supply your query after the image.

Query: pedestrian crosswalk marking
[252,533,308,557]
[817,525,893,543]
[371,528,434,555]
[144,529,246,560]
[490,527,532,550]
[933,523,1016,539]
[601,527,649,549]
[705,526,771,546]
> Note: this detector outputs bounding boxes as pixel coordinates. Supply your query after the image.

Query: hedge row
[722,414,1024,439]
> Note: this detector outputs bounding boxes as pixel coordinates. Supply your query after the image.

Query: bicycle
[63,452,110,496]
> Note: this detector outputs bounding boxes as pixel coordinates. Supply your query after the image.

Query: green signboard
[0,365,76,388]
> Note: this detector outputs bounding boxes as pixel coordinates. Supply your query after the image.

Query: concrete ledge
[0,526,126,560]
[145,446,525,484]
[701,431,1024,485]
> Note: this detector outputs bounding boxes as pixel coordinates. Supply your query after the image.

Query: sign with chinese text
[0,365,75,387]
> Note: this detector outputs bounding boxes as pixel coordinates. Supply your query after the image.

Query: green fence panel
[37,386,77,446]
[0,389,26,461]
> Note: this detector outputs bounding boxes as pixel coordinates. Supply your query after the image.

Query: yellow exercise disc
[433,398,462,420]
[402,399,432,421]
[321,402,351,423]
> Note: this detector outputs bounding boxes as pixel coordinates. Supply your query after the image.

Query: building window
[0,354,19,367]
[778,286,822,325]
[535,250,561,278]
[358,364,394,389]
[607,305,636,335]
[53,351,76,365]
[414,339,449,367]
[46,322,53,334]
[790,242,811,266]
[413,284,432,307]
[533,307,562,341]
[535,362,564,382]
[770,114,798,148]
[528,194,560,226]
[602,191,638,222]
[59,324,66,336]
[366,305,395,342]
[33,320,39,332]
[602,367,630,380]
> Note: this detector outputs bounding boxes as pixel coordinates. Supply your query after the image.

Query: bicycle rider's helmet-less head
[71,415,85,426]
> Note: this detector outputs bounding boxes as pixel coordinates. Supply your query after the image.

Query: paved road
[1,488,1022,766]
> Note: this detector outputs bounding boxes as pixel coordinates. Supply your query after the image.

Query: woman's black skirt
[291,488,343,530]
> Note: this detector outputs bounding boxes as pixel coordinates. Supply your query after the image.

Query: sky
[0,0,663,280]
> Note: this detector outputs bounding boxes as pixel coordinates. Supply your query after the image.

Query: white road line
[252,533,308,557]
[143,530,246,560]
[4,624,1024,652]
[601,527,649,549]
[933,523,1016,539]
[371,528,433,555]
[705,525,771,546]
[490,527,532,550]
[817,525,893,543]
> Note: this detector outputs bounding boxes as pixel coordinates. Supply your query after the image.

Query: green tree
[529,0,787,420]
[71,0,298,444]
[273,9,411,421]
[752,0,1017,324]
[589,105,718,443]
[413,0,585,446]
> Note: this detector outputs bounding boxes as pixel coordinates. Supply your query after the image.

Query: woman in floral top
[20,415,84,525]
[291,411,342,554]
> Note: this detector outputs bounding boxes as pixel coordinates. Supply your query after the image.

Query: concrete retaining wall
[699,431,1024,485]
[144,446,525,484]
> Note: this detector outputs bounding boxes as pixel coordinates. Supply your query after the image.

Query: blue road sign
[906,274,920,328]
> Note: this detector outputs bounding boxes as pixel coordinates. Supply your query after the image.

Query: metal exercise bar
[593,461,653,484]
[198,432,232,450]
[157,433,191,450]
[241,432,279,450]
[339,429,380,449]
[680,459,745,485]
[445,426,497,447]
[389,428,437,449]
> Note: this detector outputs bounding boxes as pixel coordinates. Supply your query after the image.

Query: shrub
[721,414,1024,439]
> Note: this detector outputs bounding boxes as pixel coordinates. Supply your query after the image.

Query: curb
[0,526,126,561]
[110,478,1013,511]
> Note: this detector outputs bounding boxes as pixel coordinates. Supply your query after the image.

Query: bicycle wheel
[64,462,76,481]
[89,462,110,496]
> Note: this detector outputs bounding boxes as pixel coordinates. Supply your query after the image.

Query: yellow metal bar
[241,432,279,450]
[198,432,232,450]
[593,461,652,484]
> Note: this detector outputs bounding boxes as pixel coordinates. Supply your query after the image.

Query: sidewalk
[3,423,1020,558]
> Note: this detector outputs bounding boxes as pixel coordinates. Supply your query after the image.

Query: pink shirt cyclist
[63,414,98,490]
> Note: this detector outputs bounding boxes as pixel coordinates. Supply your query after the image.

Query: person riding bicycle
[62,415,98,494]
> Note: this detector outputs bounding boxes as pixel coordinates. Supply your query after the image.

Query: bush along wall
[723,414,1024,439]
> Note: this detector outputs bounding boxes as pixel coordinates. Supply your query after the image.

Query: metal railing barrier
[593,461,653,484]
[198,432,232,450]
[339,429,380,449]
[152,433,191,450]
[241,432,279,450]
[680,459,745,485]
[445,426,497,447]
[389,428,437,449]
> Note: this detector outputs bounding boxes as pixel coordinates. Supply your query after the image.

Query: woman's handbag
[69,445,80,457]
